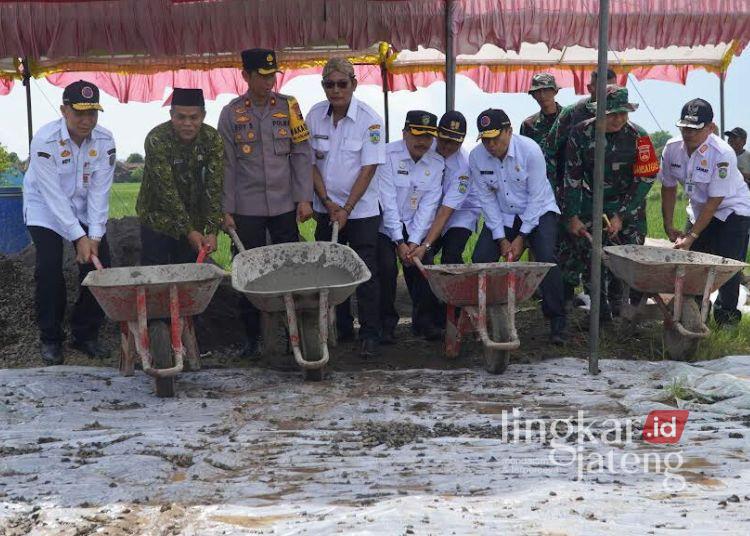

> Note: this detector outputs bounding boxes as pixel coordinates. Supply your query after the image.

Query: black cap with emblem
[404,110,438,136]
[438,111,466,142]
[241,48,281,75]
[676,98,713,129]
[171,88,205,107]
[62,80,103,111]
[476,109,511,140]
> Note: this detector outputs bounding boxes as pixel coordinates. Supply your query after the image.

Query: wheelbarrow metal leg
[118,321,135,377]
[444,304,461,358]
[700,266,717,324]
[182,316,201,372]
[670,266,710,339]
[474,271,520,351]
[129,286,154,373]
[284,293,330,370]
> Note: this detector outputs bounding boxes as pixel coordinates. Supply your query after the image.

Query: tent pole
[381,60,390,143]
[589,0,610,376]
[22,57,33,148]
[445,0,456,112]
[720,71,726,138]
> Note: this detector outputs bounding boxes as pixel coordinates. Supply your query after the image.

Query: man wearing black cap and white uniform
[23,80,116,364]
[218,48,314,358]
[306,58,386,358]
[137,88,224,265]
[410,111,479,266]
[470,109,567,344]
[660,98,750,325]
[724,127,750,184]
[377,111,445,342]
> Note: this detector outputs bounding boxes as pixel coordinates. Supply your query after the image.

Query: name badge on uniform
[397,170,409,175]
[313,134,329,140]
[409,187,419,210]
[480,170,494,175]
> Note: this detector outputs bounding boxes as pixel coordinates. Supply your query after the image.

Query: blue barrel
[0,186,30,254]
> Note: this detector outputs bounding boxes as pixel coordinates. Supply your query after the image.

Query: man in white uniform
[23,80,116,364]
[470,108,567,344]
[377,111,445,343]
[307,58,386,358]
[660,99,750,325]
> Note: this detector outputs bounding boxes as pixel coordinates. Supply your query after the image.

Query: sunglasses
[322,79,351,89]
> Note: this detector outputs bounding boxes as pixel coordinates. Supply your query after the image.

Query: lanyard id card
[409,186,419,210]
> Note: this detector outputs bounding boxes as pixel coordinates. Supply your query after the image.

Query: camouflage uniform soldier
[543,68,617,200]
[219,48,313,357]
[137,88,224,265]
[520,73,562,147]
[561,86,659,318]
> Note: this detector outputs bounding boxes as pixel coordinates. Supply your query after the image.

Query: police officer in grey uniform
[218,48,314,357]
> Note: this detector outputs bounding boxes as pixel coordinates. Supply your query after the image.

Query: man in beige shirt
[218,48,314,358]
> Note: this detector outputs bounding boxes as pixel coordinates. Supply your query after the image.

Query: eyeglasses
[322,79,351,90]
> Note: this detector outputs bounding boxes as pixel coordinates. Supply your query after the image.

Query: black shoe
[40,342,63,365]
[421,324,443,341]
[380,329,396,345]
[71,339,108,359]
[240,338,261,360]
[360,339,378,359]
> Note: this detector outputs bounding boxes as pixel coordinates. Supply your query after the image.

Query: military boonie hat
[438,110,466,142]
[404,110,438,136]
[62,80,103,111]
[476,109,511,140]
[241,48,281,75]
[676,98,713,129]
[587,85,638,114]
[528,73,558,93]
[724,126,746,140]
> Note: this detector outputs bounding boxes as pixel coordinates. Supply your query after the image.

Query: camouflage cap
[587,85,638,114]
[528,73,558,93]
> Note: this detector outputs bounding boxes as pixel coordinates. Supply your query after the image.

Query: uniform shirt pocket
[273,128,292,156]
[342,138,363,154]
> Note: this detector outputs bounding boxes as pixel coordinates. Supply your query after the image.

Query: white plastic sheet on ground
[0,357,749,534]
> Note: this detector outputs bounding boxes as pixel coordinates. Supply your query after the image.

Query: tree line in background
[0,130,675,181]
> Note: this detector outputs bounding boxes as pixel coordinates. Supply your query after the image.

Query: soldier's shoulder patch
[717,161,729,179]
[37,151,51,159]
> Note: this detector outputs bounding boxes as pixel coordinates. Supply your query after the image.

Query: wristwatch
[689,231,700,240]
[422,242,432,252]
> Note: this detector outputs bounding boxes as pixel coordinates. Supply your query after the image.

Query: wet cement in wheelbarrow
[244,262,354,293]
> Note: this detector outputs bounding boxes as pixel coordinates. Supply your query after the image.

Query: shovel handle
[227,228,246,252]
[90,254,104,271]
[196,245,209,264]
[331,221,340,244]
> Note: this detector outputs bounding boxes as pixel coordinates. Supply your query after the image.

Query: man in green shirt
[136,88,224,264]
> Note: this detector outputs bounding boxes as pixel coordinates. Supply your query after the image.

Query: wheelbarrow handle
[331,221,340,244]
[90,254,104,271]
[227,228,246,252]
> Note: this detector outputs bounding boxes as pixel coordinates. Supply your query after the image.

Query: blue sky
[1,47,749,159]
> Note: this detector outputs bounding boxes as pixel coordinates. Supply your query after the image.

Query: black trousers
[140,225,198,266]
[315,213,381,341]
[233,210,299,339]
[692,212,750,324]
[471,211,565,321]
[28,225,111,344]
[433,226,472,264]
[377,227,440,335]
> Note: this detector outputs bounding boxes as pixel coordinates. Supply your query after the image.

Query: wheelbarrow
[82,249,225,397]
[603,244,748,360]
[229,223,371,381]
[415,258,553,374]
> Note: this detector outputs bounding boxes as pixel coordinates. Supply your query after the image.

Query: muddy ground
[0,217,669,374]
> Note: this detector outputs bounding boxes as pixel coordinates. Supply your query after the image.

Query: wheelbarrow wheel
[150,321,176,398]
[484,305,511,375]
[298,311,325,382]
[663,299,702,361]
